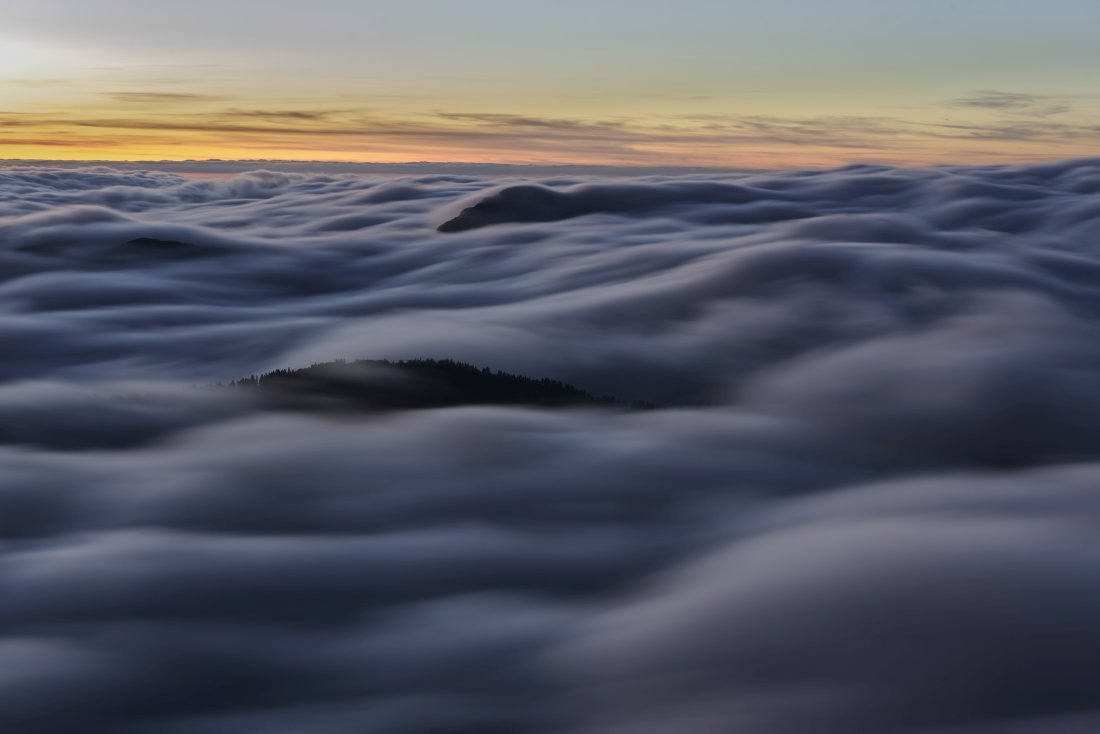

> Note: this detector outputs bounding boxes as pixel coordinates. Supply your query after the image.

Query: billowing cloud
[2,158,1100,732]
[561,466,1100,734]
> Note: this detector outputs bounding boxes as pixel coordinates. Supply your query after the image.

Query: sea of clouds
[2,158,1100,733]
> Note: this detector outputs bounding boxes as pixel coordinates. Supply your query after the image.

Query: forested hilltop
[231,358,642,412]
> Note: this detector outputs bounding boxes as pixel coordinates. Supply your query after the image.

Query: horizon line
[3,155,1098,175]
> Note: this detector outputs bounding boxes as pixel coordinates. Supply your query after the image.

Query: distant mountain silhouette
[439,186,570,232]
[231,358,643,412]
[437,181,781,232]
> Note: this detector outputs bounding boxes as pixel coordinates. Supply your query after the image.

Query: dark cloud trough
[2,158,1100,732]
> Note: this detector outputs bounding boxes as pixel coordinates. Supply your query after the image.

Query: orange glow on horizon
[3,122,1094,170]
[2,90,1098,169]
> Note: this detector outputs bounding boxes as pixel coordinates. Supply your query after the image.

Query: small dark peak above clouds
[438,181,781,231]
[124,236,193,250]
[0,359,640,453]
[438,185,571,231]
[120,236,227,260]
[231,358,638,413]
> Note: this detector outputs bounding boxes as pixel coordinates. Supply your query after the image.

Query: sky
[1,0,1099,167]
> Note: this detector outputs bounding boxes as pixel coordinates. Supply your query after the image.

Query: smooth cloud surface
[2,159,1100,732]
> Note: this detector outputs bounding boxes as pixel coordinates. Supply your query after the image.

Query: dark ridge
[437,181,781,233]
[120,237,229,260]
[230,358,645,412]
[0,361,642,453]
[125,237,192,250]
[439,185,571,232]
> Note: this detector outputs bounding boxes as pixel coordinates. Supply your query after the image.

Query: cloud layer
[3,158,1100,732]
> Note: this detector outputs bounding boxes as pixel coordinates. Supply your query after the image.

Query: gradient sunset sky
[3,0,1098,168]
